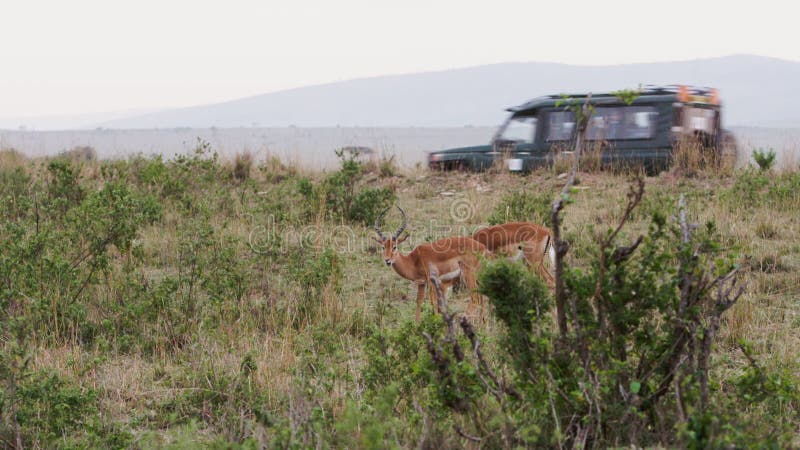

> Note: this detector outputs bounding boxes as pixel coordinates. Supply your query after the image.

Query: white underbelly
[439,268,461,281]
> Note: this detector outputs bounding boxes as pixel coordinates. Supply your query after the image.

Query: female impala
[374,206,488,321]
[472,222,555,287]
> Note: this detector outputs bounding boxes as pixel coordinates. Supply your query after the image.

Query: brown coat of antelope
[373,206,488,321]
[472,221,555,287]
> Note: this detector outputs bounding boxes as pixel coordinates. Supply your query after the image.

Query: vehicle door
[544,109,576,163]
[491,114,540,171]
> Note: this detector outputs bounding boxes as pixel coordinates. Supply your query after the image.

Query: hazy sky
[1,0,796,118]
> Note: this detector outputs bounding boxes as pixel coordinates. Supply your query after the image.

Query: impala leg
[427,280,442,315]
[522,242,555,289]
[415,283,425,322]
[531,254,555,288]
[461,260,482,321]
[442,280,454,312]
[541,264,555,288]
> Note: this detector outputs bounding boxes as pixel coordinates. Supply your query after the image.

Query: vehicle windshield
[496,116,536,144]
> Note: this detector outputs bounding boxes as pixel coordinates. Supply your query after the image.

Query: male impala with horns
[373,206,488,321]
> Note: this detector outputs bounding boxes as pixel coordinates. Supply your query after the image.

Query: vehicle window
[683,107,717,133]
[586,106,657,140]
[499,116,537,144]
[547,111,575,141]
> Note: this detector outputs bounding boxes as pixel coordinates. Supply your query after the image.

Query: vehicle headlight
[429,153,443,162]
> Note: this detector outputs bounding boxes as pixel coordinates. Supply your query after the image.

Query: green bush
[286,248,343,326]
[378,154,398,178]
[721,169,800,211]
[478,258,550,375]
[0,177,161,346]
[361,314,463,447]
[369,181,795,448]
[298,149,395,225]
[487,189,552,226]
[46,159,85,212]
[0,368,131,448]
[752,148,776,171]
[0,166,31,221]
[349,187,395,225]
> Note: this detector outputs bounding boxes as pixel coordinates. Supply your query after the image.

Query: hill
[97,55,800,129]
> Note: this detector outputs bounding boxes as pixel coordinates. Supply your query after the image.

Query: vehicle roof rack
[509,84,719,112]
[541,85,717,99]
[640,84,716,96]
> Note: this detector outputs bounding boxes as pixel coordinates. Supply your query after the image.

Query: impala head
[373,205,409,266]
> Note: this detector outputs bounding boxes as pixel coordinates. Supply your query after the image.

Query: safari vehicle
[427,85,731,174]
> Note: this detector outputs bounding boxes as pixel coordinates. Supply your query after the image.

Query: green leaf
[630,381,641,394]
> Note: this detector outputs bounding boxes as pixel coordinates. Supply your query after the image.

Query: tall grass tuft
[58,145,97,162]
[232,151,253,182]
[0,148,28,172]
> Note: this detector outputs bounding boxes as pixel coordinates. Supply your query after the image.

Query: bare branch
[611,235,644,264]
[551,93,593,339]
[678,195,692,245]
[591,177,646,339]
[460,317,521,400]
[455,425,482,443]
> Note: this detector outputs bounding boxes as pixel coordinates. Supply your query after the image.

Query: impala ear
[396,233,409,244]
[372,236,383,244]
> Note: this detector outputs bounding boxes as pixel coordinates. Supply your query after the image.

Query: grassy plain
[0,146,798,448]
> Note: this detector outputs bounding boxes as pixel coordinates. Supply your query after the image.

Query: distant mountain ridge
[9,55,800,130]
[0,108,161,131]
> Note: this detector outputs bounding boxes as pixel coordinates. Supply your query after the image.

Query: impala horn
[373,207,390,240]
[393,205,408,239]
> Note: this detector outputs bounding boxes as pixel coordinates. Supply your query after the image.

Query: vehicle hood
[430,144,492,156]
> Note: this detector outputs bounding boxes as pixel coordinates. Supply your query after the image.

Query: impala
[373,206,488,321]
[472,221,555,287]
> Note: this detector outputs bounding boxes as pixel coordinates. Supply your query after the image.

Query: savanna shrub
[752,147,776,171]
[349,187,395,225]
[0,369,131,448]
[0,175,161,346]
[133,154,169,188]
[46,159,85,210]
[378,153,398,178]
[487,189,552,226]
[370,182,794,448]
[298,149,395,224]
[721,169,800,211]
[259,155,297,184]
[0,166,31,220]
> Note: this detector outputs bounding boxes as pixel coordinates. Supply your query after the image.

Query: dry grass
[670,138,736,177]
[579,140,604,173]
[231,151,253,182]
[257,154,301,183]
[0,148,27,170]
[59,145,97,162]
